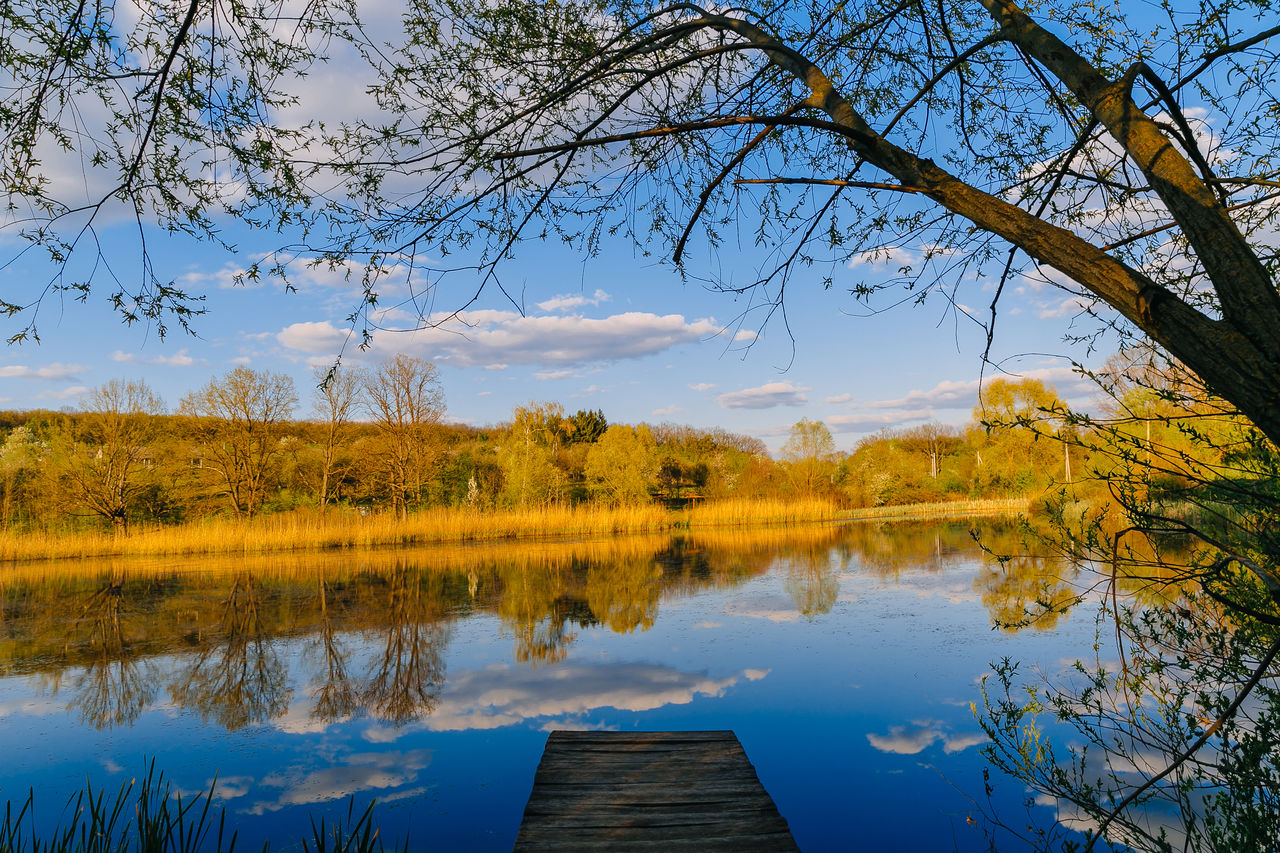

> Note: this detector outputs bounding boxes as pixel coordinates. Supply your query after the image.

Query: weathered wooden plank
[521,786,777,807]
[547,730,737,743]
[519,810,792,832]
[514,731,799,852]
[512,833,800,853]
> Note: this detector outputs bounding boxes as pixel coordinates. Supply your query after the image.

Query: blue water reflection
[0,521,1092,851]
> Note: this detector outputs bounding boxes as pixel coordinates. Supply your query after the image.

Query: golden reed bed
[0,497,1027,567]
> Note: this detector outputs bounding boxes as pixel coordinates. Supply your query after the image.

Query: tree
[362,355,446,518]
[0,424,47,529]
[584,424,659,506]
[971,378,1066,495]
[498,402,566,509]
[179,368,298,517]
[781,418,837,497]
[48,380,165,533]
[312,365,365,511]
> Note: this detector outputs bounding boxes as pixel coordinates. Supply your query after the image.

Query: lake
[0,519,1096,851]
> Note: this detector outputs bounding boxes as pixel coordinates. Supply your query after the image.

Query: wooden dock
[513,730,800,852]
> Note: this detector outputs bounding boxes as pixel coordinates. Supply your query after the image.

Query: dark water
[0,520,1094,851]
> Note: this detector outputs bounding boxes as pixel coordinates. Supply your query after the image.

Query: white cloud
[827,410,934,433]
[1038,294,1098,320]
[278,311,724,367]
[652,404,681,416]
[825,393,852,404]
[536,289,611,312]
[688,382,716,391]
[535,369,575,381]
[0,362,85,380]
[866,379,979,411]
[732,329,758,343]
[276,321,352,354]
[847,246,921,271]
[717,381,809,409]
[111,348,202,367]
[37,384,91,401]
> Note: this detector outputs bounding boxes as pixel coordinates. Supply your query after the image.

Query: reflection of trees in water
[783,545,840,619]
[59,577,158,729]
[498,557,588,665]
[307,578,359,723]
[359,566,449,724]
[7,521,1079,733]
[839,521,988,578]
[974,554,1079,631]
[585,556,662,633]
[169,574,291,730]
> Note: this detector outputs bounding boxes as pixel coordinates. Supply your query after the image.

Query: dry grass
[684,498,845,528]
[843,497,1029,521]
[0,504,675,563]
[0,496,1010,567]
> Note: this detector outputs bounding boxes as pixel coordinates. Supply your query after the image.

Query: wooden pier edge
[514,730,801,852]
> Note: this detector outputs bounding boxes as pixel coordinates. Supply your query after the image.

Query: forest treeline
[0,353,1228,535]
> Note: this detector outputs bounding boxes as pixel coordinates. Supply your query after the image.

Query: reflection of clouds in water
[866,720,987,755]
[246,749,433,814]
[724,595,801,623]
[421,663,744,732]
[743,669,770,681]
[271,690,341,735]
[0,694,65,716]
[693,621,722,629]
[358,662,753,739]
[173,774,256,802]
[537,720,615,733]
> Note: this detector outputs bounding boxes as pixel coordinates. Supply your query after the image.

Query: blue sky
[0,2,1117,452]
[0,213,1103,452]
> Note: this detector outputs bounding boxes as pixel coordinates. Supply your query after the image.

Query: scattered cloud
[535,369,575,381]
[688,382,716,391]
[37,385,90,401]
[276,321,350,354]
[277,311,724,367]
[717,381,809,410]
[732,329,758,343]
[111,348,202,367]
[827,410,933,433]
[825,393,852,404]
[1038,294,1098,319]
[536,289,611,312]
[0,362,85,380]
[652,404,681,416]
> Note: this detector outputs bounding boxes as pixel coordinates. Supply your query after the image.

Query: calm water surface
[0,520,1094,851]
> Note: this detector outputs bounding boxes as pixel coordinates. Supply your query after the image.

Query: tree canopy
[4,0,1278,436]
